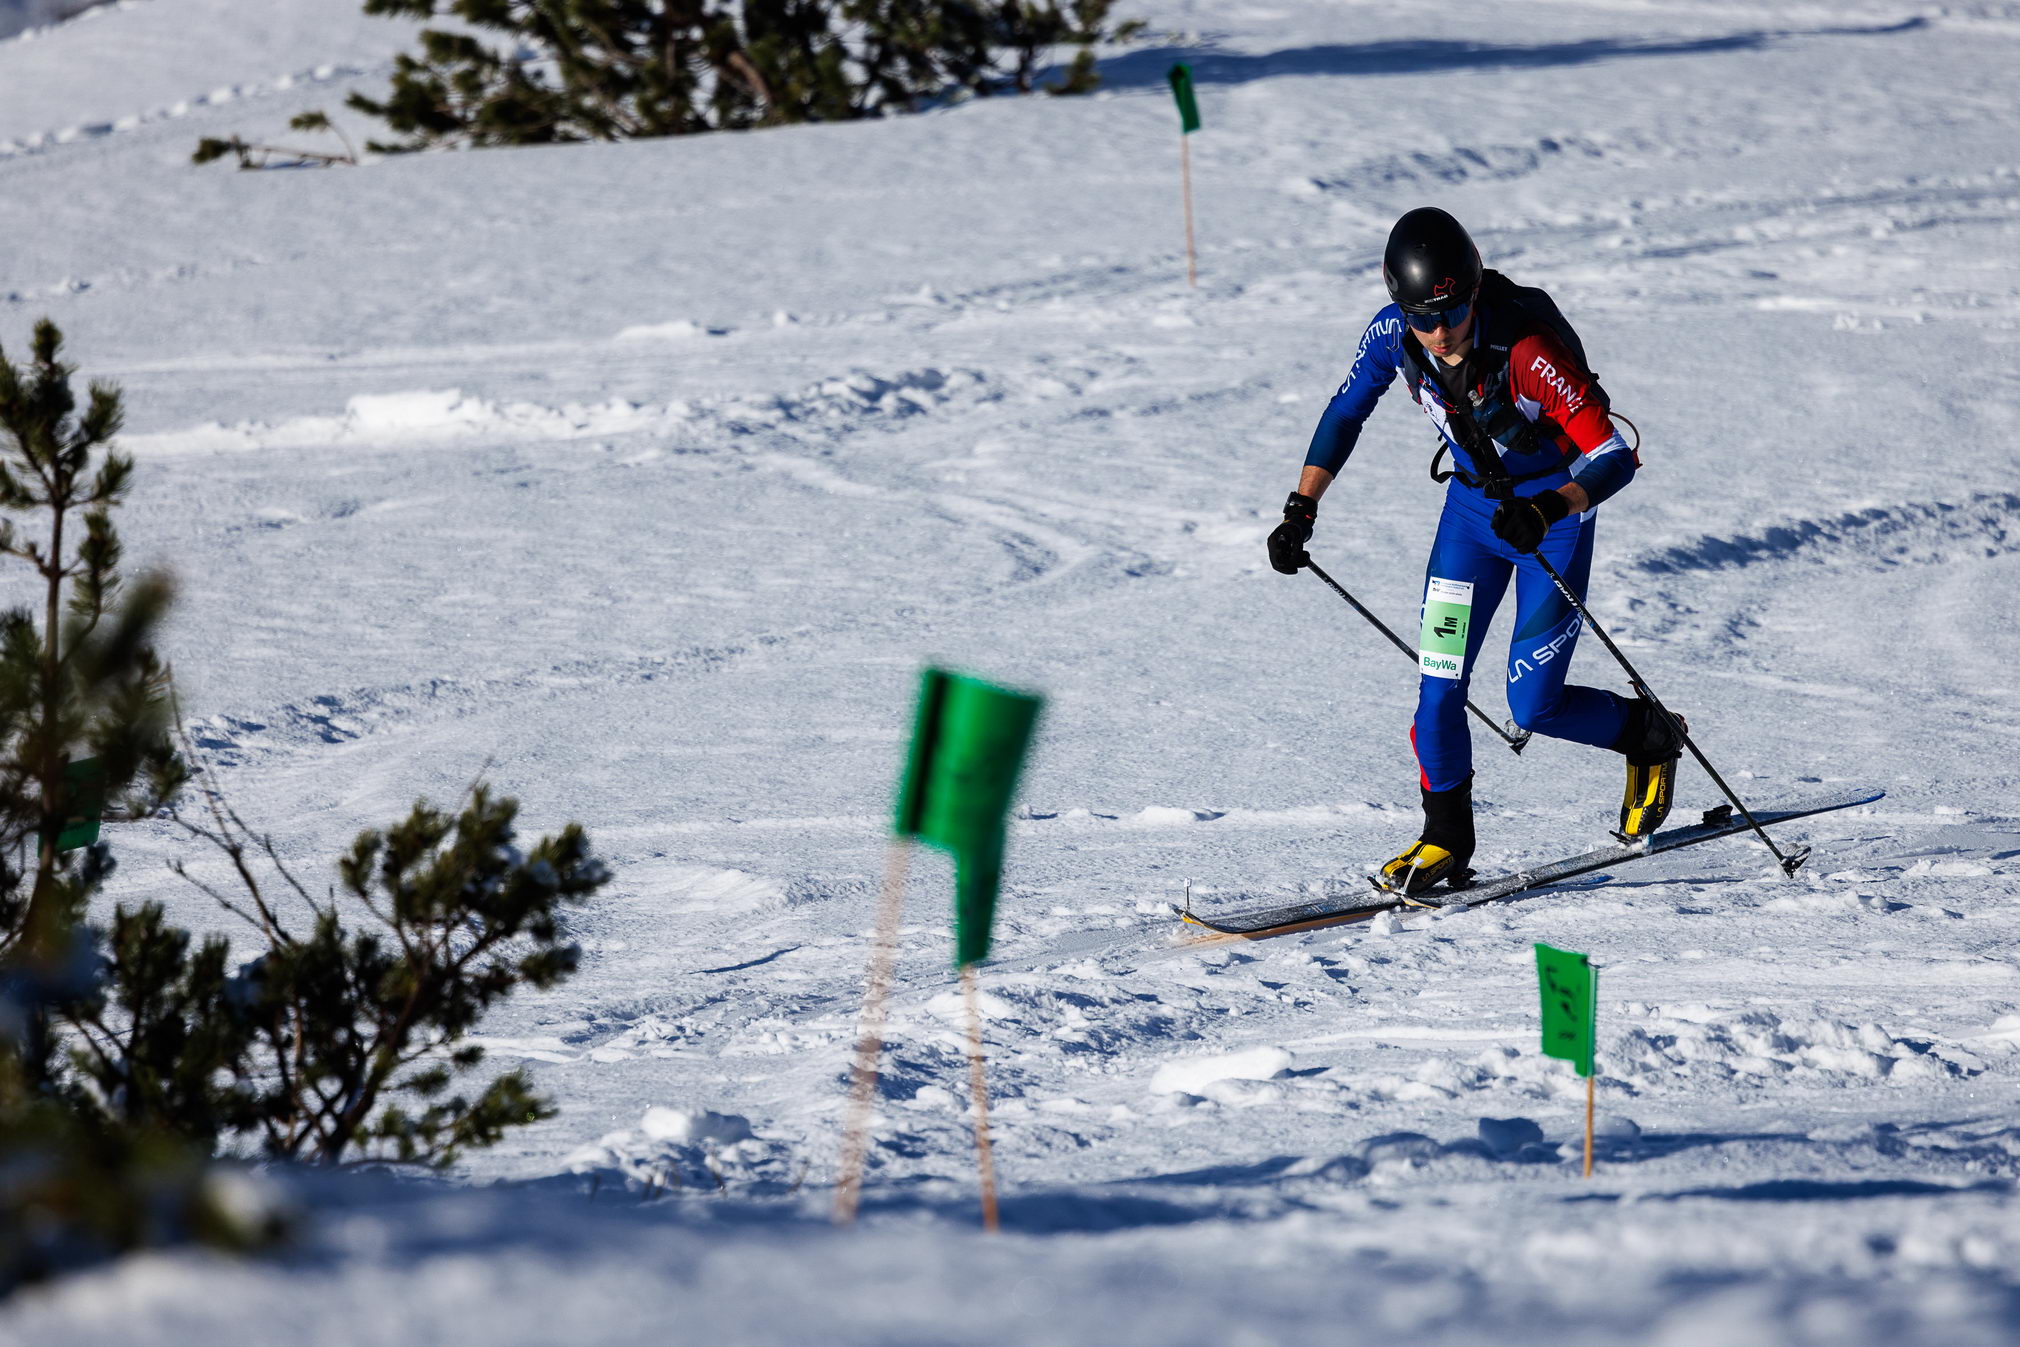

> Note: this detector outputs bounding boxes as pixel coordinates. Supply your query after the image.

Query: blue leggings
[1412,493,1630,792]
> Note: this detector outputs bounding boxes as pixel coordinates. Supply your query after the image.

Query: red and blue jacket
[1305,301,1638,506]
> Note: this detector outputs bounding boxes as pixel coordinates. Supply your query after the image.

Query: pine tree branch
[165,857,270,934]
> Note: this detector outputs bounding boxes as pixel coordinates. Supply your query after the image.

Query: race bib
[1419,576,1473,680]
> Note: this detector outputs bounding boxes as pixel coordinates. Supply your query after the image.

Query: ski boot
[1611,698,1688,840]
[1377,775,1475,904]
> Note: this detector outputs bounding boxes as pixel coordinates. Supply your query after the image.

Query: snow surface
[5,0,2020,1343]
[0,0,102,44]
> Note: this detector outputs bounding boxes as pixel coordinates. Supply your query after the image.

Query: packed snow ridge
[123,368,995,454]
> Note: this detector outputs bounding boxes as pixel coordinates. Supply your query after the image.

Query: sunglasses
[1405,300,1472,333]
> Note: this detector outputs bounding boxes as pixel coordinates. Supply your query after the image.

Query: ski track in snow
[5,0,2020,1343]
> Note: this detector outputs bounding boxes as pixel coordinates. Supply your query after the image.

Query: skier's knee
[1508,695,1569,736]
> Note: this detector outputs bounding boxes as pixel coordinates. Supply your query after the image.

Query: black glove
[1491,489,1571,553]
[1267,492,1318,574]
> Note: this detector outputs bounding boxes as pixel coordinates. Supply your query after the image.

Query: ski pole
[1304,558,1531,754]
[1525,549,1809,876]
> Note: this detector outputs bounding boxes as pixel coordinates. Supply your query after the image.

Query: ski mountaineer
[1267,207,1686,898]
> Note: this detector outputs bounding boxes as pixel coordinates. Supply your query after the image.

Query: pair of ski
[1175,787,1883,939]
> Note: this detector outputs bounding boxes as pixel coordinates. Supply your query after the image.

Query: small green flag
[1535,943,1597,1077]
[1167,62,1200,134]
[896,669,1044,967]
[53,757,105,853]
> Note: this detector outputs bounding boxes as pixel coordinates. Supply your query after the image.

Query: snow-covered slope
[4,1,2020,1343]
[0,0,100,43]
[0,1,412,143]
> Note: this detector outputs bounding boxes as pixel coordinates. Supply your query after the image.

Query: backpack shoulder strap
[1480,269,1606,409]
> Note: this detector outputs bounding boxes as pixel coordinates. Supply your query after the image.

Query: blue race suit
[1305,300,1641,792]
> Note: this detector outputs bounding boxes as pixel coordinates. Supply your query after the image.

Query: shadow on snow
[1091,19,1926,94]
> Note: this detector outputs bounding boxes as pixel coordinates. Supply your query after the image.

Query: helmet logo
[1432,276,1459,299]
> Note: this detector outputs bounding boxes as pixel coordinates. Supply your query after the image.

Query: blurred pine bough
[0,320,612,1294]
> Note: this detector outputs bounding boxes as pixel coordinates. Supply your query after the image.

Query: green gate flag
[1168,62,1200,134]
[896,669,1044,967]
[1535,943,1597,1077]
[53,757,104,853]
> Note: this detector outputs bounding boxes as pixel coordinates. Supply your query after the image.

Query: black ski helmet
[1382,207,1482,315]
